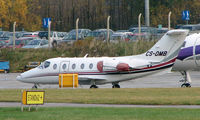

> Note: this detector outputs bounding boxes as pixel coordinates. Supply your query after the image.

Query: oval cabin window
[53,64,57,70]
[89,63,93,69]
[62,64,66,69]
[81,63,84,69]
[72,64,76,69]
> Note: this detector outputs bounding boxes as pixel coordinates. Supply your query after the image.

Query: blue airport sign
[43,18,51,28]
[182,10,190,21]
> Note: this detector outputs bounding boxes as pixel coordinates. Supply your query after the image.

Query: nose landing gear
[32,83,39,89]
[90,85,98,88]
[90,80,98,88]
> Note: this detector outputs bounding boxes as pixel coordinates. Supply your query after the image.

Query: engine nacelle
[97,60,130,72]
[116,63,130,71]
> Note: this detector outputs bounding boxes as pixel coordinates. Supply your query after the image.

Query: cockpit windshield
[44,61,50,68]
[38,61,50,69]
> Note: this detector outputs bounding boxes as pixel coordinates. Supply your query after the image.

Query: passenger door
[60,61,70,73]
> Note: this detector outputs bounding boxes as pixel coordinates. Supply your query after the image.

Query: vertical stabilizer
[140,29,189,62]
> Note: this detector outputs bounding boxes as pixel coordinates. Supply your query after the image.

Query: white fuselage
[17,56,174,85]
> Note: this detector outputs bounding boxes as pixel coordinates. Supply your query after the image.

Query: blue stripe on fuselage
[195,45,200,55]
[177,45,200,61]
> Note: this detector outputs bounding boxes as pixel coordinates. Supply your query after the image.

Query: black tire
[90,85,98,89]
[181,83,191,88]
[185,83,191,88]
[32,84,38,89]
[112,84,120,88]
[181,84,186,88]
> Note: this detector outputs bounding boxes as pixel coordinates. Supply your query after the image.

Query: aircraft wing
[78,76,106,81]
[78,76,107,85]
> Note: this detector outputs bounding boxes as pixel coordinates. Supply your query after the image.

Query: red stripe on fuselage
[24,57,177,79]
[141,58,176,70]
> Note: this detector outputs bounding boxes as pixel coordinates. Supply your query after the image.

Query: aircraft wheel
[32,84,38,89]
[112,84,120,88]
[181,83,191,88]
[90,85,98,89]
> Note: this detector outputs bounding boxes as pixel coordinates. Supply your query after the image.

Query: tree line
[0,0,200,32]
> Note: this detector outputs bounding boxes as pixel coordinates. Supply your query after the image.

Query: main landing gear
[180,71,191,88]
[90,85,98,88]
[90,80,98,88]
[112,83,120,88]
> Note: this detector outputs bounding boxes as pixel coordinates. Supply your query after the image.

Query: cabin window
[89,63,93,69]
[44,61,50,68]
[72,64,76,69]
[81,63,84,69]
[53,64,57,70]
[62,64,66,69]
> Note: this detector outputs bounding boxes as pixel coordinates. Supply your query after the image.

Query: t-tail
[140,29,189,63]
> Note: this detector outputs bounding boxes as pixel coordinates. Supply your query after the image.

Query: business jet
[16,29,188,88]
[173,33,200,87]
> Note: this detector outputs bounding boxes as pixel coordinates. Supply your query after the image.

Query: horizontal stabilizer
[167,29,189,36]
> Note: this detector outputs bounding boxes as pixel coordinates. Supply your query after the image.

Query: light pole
[168,11,172,30]
[48,21,51,49]
[138,13,142,40]
[76,18,79,41]
[145,0,150,26]
[13,22,16,50]
[107,16,111,43]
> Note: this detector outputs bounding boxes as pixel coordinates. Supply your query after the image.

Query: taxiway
[0,71,200,89]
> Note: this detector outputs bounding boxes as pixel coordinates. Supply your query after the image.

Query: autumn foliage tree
[0,0,41,31]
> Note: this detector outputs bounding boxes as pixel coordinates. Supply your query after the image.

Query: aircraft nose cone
[16,75,22,81]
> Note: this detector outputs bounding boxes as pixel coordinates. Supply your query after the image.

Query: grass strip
[0,107,200,120]
[0,88,200,105]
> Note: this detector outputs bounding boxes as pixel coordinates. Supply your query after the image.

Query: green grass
[0,107,200,120]
[1,88,200,105]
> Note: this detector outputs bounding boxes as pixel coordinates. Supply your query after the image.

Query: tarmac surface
[0,71,200,89]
